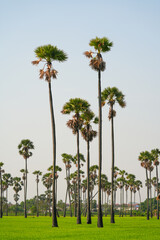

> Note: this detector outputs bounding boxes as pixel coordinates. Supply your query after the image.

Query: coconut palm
[151,148,160,219]
[101,87,126,223]
[62,98,90,224]
[81,109,98,224]
[18,139,34,218]
[0,162,4,218]
[33,170,42,217]
[138,151,151,220]
[2,173,13,216]
[32,44,67,227]
[84,37,113,228]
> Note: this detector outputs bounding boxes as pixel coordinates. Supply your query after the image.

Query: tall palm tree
[62,98,90,224]
[0,162,4,218]
[32,44,67,227]
[81,110,98,224]
[101,87,126,223]
[84,37,113,228]
[151,148,160,219]
[138,151,151,220]
[135,180,142,210]
[33,170,42,217]
[18,139,34,218]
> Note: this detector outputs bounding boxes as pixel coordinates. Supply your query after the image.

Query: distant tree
[18,139,34,218]
[33,170,42,217]
[138,151,152,220]
[13,177,23,216]
[62,98,90,224]
[0,162,5,218]
[81,109,98,224]
[151,148,160,219]
[3,173,13,216]
[101,87,126,223]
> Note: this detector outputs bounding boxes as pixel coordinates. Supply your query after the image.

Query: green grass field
[0,216,159,240]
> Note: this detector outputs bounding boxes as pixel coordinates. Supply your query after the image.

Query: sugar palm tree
[18,139,34,218]
[0,162,4,218]
[2,173,13,216]
[101,87,126,223]
[32,44,67,227]
[61,153,74,217]
[84,37,113,228]
[126,174,136,217]
[151,148,160,219]
[135,180,142,210]
[81,109,98,224]
[62,98,90,224]
[13,177,22,216]
[33,170,42,217]
[138,151,151,220]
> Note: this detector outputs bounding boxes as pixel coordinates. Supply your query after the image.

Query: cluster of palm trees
[138,149,160,220]
[31,37,126,228]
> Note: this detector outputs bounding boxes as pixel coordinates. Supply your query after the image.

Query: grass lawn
[0,216,159,240]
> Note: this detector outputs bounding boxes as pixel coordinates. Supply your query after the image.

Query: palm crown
[18,139,34,159]
[32,44,67,82]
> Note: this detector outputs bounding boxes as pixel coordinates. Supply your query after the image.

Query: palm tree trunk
[146,168,149,220]
[48,81,58,227]
[0,171,2,218]
[67,168,72,217]
[138,190,141,211]
[6,188,8,216]
[77,122,81,224]
[149,170,152,218]
[125,189,128,216]
[156,165,159,219]
[97,69,103,228]
[15,199,18,216]
[37,179,39,217]
[130,190,132,217]
[111,105,115,223]
[25,158,27,218]
[87,137,91,224]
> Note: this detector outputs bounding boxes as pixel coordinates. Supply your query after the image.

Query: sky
[1,0,160,204]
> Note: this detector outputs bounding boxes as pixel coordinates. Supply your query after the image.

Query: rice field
[0,216,160,240]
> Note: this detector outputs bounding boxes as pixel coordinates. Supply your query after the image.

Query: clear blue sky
[1,0,160,203]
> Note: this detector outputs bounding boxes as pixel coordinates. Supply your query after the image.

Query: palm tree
[61,153,74,217]
[32,44,67,227]
[2,173,13,216]
[13,177,22,216]
[81,110,97,224]
[33,170,42,217]
[18,139,34,218]
[151,148,160,219]
[135,180,142,210]
[0,162,4,218]
[62,98,90,224]
[42,173,52,216]
[126,174,136,217]
[138,151,151,220]
[101,87,126,223]
[84,37,113,228]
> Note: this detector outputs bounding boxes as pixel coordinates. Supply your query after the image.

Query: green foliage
[18,139,34,159]
[101,87,126,108]
[89,37,113,53]
[34,44,68,62]
[62,98,90,115]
